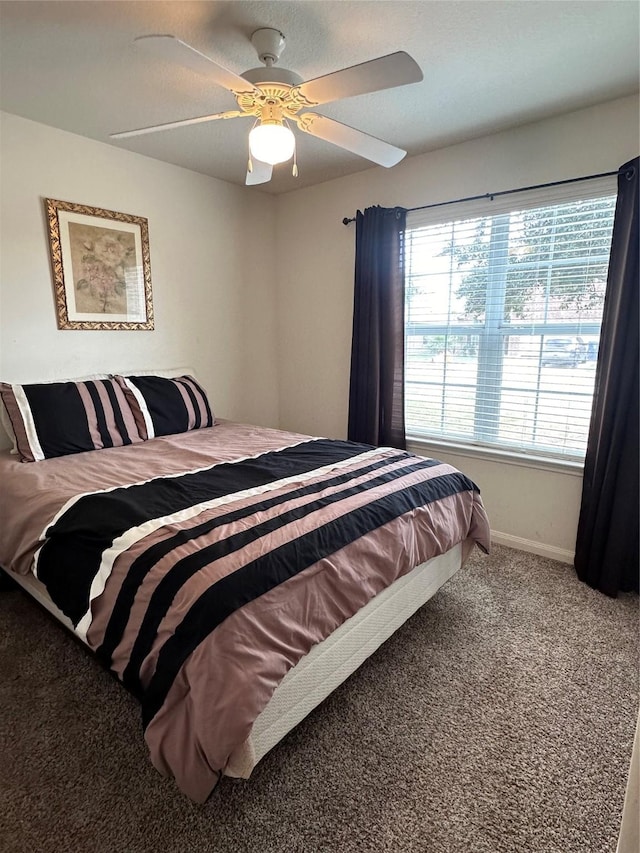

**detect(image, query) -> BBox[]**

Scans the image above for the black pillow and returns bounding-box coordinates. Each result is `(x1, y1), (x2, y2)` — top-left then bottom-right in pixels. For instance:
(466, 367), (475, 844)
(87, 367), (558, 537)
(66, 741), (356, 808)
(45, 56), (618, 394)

(0, 379), (143, 462)
(113, 374), (214, 438)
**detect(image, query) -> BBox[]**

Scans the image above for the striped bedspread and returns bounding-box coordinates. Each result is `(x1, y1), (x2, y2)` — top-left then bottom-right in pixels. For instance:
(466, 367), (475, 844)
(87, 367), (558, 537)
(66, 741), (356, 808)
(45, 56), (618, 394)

(0, 422), (490, 801)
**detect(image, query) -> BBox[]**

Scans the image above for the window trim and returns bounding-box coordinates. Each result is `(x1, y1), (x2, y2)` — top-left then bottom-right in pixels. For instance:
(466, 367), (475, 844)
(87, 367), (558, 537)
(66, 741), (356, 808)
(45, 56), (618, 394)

(407, 434), (585, 476)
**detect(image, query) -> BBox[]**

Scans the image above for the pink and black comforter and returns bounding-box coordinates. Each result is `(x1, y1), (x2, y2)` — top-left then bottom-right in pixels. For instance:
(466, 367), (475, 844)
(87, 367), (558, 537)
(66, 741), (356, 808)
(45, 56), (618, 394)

(0, 421), (490, 801)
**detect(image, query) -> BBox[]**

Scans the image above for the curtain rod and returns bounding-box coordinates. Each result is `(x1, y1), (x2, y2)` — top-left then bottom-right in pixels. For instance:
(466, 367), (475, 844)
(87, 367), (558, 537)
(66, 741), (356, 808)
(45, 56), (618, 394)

(341, 168), (620, 225)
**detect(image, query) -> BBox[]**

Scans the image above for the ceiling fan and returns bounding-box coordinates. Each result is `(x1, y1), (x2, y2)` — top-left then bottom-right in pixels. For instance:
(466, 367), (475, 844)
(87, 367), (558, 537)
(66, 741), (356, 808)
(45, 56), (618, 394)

(111, 28), (423, 186)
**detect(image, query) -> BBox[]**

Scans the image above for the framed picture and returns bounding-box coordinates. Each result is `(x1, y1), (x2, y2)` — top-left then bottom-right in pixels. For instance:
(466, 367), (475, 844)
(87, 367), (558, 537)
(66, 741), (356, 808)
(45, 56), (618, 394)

(44, 198), (154, 330)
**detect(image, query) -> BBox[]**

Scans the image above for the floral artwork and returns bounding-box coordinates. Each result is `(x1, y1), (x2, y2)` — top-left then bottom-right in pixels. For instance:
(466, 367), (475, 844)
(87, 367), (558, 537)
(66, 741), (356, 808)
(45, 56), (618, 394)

(45, 198), (154, 330)
(69, 224), (134, 315)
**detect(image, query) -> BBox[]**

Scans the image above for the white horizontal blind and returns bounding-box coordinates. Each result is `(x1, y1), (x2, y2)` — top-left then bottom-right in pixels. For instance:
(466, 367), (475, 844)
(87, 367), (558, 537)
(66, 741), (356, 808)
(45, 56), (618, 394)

(404, 178), (617, 460)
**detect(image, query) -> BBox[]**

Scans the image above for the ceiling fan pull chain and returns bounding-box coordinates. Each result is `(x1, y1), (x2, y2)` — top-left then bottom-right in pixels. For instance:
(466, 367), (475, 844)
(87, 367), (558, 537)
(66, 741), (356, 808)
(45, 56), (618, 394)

(281, 117), (299, 177)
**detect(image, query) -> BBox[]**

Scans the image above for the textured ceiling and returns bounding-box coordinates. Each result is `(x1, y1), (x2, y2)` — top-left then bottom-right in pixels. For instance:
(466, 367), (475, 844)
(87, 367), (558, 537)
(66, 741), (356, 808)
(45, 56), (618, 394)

(0, 0), (638, 194)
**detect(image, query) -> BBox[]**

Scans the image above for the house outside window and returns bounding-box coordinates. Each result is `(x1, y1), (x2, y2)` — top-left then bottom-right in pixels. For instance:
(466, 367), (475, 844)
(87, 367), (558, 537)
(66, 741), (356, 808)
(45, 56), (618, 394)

(404, 179), (617, 462)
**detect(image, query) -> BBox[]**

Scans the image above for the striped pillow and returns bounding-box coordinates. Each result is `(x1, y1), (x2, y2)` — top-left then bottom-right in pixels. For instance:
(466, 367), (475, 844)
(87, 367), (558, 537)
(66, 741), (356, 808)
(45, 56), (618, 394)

(0, 379), (143, 462)
(113, 374), (214, 439)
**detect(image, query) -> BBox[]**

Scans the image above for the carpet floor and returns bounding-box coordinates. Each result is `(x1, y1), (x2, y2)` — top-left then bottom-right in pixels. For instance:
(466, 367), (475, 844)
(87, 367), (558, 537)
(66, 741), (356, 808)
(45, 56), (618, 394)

(0, 545), (637, 853)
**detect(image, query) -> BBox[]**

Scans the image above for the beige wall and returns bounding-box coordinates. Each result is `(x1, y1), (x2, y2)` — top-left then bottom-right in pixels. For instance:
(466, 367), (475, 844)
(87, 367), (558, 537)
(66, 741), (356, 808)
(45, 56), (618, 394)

(274, 95), (640, 560)
(0, 111), (279, 442)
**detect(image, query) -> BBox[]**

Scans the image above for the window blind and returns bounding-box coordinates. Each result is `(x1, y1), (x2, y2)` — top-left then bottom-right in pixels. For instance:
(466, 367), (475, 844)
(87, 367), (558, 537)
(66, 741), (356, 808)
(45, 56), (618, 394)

(404, 178), (617, 460)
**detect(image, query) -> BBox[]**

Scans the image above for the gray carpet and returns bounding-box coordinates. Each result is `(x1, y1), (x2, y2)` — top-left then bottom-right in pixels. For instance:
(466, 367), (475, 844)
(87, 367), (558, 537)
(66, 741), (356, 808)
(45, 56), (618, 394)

(0, 545), (637, 853)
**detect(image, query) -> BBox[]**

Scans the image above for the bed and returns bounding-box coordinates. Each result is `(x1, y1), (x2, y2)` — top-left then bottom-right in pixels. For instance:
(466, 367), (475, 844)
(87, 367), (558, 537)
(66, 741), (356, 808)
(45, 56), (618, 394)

(0, 373), (490, 802)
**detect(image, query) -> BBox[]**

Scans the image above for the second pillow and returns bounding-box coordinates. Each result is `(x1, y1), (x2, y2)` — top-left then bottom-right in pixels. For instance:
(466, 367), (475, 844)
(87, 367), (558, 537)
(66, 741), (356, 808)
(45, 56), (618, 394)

(113, 374), (214, 439)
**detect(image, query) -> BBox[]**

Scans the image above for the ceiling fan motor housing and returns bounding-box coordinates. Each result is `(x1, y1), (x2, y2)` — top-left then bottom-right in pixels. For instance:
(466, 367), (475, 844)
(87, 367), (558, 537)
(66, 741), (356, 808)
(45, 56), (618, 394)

(241, 66), (303, 87)
(251, 28), (286, 65)
(242, 27), (303, 87)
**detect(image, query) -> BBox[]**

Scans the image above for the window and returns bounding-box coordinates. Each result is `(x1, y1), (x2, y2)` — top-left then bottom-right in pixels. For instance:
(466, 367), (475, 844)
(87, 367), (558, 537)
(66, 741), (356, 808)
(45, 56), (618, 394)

(404, 181), (617, 461)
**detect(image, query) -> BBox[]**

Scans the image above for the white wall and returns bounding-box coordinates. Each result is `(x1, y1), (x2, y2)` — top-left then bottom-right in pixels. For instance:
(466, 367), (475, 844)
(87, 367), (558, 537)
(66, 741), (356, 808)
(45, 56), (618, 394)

(0, 111), (280, 443)
(274, 95), (640, 560)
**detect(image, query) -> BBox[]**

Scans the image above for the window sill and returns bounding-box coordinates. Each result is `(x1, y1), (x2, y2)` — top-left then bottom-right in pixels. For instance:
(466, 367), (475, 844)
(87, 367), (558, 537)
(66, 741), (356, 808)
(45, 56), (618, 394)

(406, 435), (585, 477)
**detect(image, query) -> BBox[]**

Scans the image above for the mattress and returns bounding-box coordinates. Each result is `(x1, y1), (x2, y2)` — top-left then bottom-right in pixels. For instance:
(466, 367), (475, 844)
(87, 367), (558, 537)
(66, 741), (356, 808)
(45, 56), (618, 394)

(9, 542), (463, 780)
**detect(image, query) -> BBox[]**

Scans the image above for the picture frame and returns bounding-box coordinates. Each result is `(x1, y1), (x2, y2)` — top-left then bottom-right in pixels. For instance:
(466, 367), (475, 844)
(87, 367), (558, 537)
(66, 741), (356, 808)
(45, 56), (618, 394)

(44, 198), (154, 330)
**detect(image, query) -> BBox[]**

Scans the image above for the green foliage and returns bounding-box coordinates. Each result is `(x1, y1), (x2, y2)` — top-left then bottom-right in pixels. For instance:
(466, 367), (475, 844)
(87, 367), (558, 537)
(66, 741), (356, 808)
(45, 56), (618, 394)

(421, 335), (446, 356)
(442, 198), (614, 321)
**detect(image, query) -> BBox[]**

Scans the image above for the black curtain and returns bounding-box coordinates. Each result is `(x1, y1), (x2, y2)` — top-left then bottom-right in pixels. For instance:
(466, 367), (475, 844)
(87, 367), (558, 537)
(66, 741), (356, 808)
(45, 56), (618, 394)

(574, 157), (639, 596)
(348, 205), (407, 449)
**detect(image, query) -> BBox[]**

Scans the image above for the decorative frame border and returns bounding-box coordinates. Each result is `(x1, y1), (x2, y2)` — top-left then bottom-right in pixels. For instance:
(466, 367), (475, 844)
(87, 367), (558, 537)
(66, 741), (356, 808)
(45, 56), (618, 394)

(44, 197), (154, 330)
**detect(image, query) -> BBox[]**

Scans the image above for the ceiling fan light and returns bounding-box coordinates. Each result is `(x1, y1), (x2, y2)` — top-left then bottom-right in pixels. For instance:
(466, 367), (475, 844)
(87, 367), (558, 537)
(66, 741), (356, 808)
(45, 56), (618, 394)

(249, 122), (295, 166)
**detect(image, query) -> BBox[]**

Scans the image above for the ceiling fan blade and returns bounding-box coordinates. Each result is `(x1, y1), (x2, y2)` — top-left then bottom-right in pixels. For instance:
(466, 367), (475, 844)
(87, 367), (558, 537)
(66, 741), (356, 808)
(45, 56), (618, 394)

(110, 110), (245, 139)
(295, 113), (406, 167)
(246, 159), (273, 186)
(294, 52), (422, 107)
(134, 34), (259, 95)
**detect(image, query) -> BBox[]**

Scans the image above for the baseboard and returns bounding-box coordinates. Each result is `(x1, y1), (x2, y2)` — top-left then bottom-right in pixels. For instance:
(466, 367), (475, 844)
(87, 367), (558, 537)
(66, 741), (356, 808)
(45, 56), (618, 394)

(490, 530), (574, 564)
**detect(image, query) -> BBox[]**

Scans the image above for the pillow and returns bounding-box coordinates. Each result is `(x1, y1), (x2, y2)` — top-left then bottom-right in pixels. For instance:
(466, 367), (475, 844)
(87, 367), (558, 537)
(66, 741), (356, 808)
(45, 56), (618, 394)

(113, 374), (214, 439)
(0, 372), (111, 455)
(0, 378), (143, 462)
